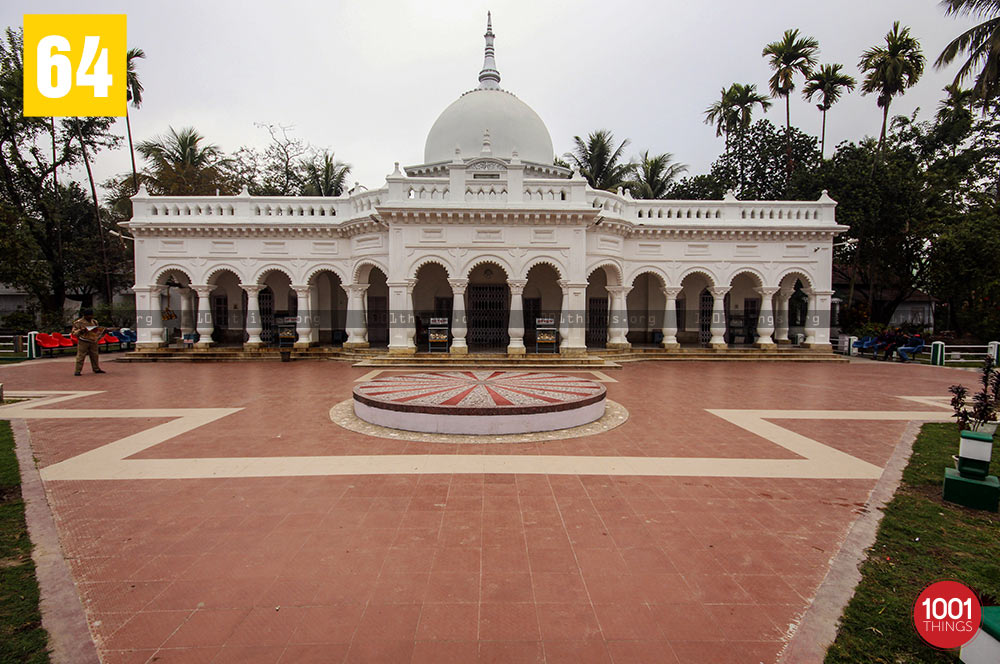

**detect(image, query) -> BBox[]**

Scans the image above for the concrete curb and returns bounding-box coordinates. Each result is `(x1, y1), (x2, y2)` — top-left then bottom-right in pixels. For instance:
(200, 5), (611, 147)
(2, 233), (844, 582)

(778, 419), (925, 663)
(11, 418), (100, 664)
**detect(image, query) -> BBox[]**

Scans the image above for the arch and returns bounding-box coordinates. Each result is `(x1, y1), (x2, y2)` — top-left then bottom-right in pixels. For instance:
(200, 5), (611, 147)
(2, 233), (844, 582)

(353, 259), (390, 285)
(586, 261), (623, 287)
(410, 257), (452, 280)
(462, 254), (514, 280)
(776, 268), (815, 290)
(152, 265), (195, 285)
(304, 264), (349, 285)
(625, 266), (668, 289)
(252, 264), (296, 285)
(204, 264), (246, 285)
(523, 257), (565, 280)
(726, 267), (765, 288)
(677, 267), (718, 287)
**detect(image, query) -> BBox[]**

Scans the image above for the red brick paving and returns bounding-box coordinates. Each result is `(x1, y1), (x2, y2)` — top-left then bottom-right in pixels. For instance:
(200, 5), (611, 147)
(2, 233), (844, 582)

(0, 357), (968, 662)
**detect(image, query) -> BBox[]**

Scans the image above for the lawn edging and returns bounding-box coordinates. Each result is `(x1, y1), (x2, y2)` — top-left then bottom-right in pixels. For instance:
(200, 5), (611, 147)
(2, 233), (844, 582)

(10, 419), (99, 664)
(779, 420), (925, 662)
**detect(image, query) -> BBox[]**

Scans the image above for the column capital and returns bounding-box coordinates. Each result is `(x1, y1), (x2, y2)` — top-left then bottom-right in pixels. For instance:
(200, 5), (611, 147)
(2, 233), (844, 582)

(558, 280), (588, 290)
(132, 285), (156, 295)
(291, 284), (311, 295)
(508, 279), (528, 295)
(191, 284), (214, 296)
(755, 286), (780, 297)
(406, 278), (417, 294)
(345, 283), (369, 296)
(606, 285), (632, 296)
(661, 287), (683, 298)
(239, 283), (263, 295)
(708, 286), (730, 298)
(778, 286), (795, 298)
(448, 278), (469, 294)
(811, 289), (835, 297)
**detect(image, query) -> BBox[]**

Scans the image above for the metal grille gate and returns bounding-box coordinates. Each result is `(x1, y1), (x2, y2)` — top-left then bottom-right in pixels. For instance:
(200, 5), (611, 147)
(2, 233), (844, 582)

(468, 284), (509, 350)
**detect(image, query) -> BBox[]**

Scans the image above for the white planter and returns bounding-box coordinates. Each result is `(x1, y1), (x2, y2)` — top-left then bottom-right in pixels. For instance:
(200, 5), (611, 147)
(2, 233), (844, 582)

(974, 422), (998, 436)
(959, 437), (994, 463)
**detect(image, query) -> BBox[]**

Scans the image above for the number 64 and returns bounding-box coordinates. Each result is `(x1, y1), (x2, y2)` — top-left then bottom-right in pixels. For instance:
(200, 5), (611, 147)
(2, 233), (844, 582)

(37, 35), (112, 99)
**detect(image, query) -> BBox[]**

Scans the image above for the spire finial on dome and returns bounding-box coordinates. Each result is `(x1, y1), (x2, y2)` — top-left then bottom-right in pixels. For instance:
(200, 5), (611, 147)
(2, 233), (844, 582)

(478, 12), (500, 90)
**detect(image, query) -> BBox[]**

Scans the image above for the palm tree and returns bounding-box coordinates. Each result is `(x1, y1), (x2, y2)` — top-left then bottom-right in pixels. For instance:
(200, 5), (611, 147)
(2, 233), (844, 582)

(124, 47), (145, 194)
(728, 83), (772, 190)
(936, 0), (1000, 107)
(137, 127), (229, 195)
(803, 64), (857, 158)
(763, 29), (820, 174)
(859, 22), (925, 149)
(564, 130), (635, 191)
(704, 86), (738, 155)
(300, 151), (351, 196)
(628, 151), (687, 199)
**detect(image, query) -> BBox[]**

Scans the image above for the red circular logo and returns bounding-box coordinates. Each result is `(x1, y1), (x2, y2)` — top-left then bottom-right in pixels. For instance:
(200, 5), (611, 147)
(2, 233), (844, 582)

(913, 581), (982, 649)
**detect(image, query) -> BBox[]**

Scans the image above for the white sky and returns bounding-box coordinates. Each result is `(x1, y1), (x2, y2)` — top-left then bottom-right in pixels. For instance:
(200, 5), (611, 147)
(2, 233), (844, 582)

(4, 0), (981, 193)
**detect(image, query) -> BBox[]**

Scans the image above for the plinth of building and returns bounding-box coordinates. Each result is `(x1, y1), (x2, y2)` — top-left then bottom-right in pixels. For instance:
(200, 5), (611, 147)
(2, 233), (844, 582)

(352, 370), (606, 435)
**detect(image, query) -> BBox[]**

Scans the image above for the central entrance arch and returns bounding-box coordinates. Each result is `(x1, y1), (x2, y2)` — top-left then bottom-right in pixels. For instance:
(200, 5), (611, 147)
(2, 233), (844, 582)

(467, 261), (509, 351)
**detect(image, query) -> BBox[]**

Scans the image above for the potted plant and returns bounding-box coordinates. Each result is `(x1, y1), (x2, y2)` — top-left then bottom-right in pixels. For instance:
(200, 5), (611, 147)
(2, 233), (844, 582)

(949, 357), (999, 479)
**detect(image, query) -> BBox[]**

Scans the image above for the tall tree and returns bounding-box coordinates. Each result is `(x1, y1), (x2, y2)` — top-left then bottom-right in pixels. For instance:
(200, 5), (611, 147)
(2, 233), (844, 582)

(627, 151), (686, 199)
(762, 29), (820, 176)
(299, 150), (351, 196)
(0, 28), (123, 320)
(564, 130), (635, 191)
(803, 64), (857, 158)
(936, 0), (1000, 107)
(137, 127), (230, 195)
(124, 47), (145, 194)
(859, 22), (925, 149)
(70, 118), (113, 303)
(704, 86), (738, 155)
(729, 83), (773, 188)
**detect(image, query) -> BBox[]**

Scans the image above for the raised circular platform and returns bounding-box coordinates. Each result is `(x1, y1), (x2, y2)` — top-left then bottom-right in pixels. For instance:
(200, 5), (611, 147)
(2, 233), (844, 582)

(352, 371), (607, 435)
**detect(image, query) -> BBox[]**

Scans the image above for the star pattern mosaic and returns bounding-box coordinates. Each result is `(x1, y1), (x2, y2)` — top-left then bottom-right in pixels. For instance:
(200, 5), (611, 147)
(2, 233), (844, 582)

(352, 371), (606, 409)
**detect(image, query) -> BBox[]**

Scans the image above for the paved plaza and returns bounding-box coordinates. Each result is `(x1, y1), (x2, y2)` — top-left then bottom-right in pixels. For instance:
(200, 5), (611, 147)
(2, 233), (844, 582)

(0, 357), (965, 663)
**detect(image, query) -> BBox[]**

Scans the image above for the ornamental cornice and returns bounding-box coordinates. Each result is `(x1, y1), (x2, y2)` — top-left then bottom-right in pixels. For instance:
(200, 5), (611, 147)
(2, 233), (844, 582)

(377, 207), (595, 226)
(124, 220), (386, 239)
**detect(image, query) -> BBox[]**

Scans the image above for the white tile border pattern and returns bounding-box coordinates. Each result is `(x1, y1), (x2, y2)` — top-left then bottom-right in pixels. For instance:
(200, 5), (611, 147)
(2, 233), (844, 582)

(0, 391), (954, 482)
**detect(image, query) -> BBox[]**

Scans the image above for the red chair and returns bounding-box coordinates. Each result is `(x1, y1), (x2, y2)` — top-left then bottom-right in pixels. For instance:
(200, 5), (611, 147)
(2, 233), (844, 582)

(34, 333), (63, 356)
(51, 332), (75, 347)
(100, 333), (121, 351)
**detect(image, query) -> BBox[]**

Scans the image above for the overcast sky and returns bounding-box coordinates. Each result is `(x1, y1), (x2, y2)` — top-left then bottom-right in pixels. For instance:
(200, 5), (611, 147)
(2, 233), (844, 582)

(4, 0), (982, 193)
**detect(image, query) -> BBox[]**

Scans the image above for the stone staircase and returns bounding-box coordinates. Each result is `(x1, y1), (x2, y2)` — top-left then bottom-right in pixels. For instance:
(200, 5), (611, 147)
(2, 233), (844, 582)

(118, 344), (843, 366)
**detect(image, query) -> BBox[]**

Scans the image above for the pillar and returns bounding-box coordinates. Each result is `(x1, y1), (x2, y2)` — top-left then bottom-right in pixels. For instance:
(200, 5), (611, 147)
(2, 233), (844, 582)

(661, 287), (682, 349)
(292, 284), (313, 348)
(558, 280), (570, 352)
(606, 285), (631, 349)
(387, 281), (416, 355)
(507, 279), (527, 355)
(178, 287), (194, 337)
(708, 286), (730, 349)
(344, 284), (369, 348)
(241, 284), (263, 348)
(804, 289), (834, 348)
(405, 279), (417, 350)
(774, 287), (793, 344)
(449, 279), (468, 354)
(191, 284), (215, 348)
(754, 287), (779, 349)
(133, 285), (166, 349)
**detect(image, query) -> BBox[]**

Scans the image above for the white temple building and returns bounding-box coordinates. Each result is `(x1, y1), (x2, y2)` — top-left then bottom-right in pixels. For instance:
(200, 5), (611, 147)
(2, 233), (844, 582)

(125, 15), (843, 356)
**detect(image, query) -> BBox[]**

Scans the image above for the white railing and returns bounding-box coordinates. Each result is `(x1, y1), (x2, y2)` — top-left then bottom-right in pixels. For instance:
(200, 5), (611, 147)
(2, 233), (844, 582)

(465, 184), (507, 202)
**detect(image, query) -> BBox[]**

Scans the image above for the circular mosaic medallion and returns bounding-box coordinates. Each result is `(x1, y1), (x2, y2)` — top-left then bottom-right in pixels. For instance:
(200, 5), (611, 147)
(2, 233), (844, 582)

(352, 371), (607, 434)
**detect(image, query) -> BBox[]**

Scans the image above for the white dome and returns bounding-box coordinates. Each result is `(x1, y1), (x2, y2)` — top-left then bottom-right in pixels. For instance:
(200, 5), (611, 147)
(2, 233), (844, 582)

(424, 88), (555, 165)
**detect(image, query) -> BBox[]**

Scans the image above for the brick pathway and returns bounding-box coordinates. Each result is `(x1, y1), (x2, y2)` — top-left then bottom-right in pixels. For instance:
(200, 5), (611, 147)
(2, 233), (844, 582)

(0, 357), (965, 663)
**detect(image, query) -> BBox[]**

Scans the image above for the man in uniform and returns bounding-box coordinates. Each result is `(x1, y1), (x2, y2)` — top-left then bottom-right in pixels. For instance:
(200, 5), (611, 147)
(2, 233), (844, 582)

(71, 308), (106, 376)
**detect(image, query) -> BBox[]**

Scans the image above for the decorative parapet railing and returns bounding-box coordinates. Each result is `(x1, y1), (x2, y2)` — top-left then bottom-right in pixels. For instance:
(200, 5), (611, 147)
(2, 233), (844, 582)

(128, 176), (838, 229)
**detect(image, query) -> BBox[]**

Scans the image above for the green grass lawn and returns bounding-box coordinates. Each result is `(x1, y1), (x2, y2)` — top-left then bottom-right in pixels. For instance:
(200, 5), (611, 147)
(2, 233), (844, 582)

(0, 420), (50, 664)
(825, 423), (1000, 663)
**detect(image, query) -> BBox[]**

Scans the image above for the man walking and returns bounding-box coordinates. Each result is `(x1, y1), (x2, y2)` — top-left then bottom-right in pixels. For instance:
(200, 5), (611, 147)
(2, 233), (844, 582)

(71, 308), (106, 376)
